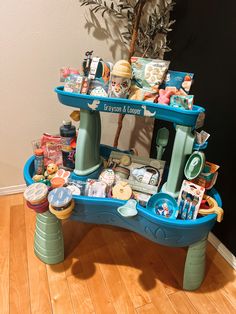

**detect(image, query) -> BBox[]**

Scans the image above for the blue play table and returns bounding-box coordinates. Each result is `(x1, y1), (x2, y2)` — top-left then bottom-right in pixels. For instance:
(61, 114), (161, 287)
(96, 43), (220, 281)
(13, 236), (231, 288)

(23, 87), (222, 291)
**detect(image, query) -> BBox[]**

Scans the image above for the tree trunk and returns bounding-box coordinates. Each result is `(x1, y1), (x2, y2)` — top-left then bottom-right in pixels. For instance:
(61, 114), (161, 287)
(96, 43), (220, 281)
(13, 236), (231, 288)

(113, 0), (147, 148)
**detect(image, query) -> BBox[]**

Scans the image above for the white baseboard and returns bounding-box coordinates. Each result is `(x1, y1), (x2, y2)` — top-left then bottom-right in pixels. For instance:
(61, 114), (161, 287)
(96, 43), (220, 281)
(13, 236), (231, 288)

(208, 232), (236, 270)
(0, 184), (235, 270)
(0, 184), (26, 196)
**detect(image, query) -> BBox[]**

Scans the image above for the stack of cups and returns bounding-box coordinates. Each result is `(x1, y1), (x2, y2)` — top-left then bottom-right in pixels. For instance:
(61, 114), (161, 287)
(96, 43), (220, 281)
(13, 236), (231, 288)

(24, 183), (49, 213)
(48, 187), (74, 220)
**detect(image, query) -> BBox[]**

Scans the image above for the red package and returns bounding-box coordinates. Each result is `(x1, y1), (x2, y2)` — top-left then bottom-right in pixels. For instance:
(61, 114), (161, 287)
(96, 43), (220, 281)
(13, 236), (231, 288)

(40, 133), (62, 166)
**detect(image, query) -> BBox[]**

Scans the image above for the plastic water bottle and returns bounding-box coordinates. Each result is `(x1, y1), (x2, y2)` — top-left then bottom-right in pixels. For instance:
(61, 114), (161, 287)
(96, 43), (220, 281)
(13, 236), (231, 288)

(60, 120), (76, 169)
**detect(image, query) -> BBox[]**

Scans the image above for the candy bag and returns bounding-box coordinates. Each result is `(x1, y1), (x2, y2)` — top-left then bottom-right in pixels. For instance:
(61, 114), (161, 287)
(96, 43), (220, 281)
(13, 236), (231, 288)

(40, 133), (62, 166)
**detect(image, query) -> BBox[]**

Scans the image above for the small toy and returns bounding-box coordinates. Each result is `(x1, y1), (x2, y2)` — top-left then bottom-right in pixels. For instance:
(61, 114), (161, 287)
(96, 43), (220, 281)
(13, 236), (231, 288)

(85, 179), (107, 198)
(88, 79), (108, 97)
(108, 60), (132, 98)
(170, 95), (194, 110)
(24, 181), (49, 213)
(54, 168), (71, 183)
(184, 151), (206, 180)
(192, 161), (219, 190)
(48, 187), (72, 209)
(131, 166), (160, 186)
(44, 163), (58, 180)
(32, 174), (45, 182)
(155, 127), (169, 160)
(80, 77), (90, 94)
(156, 89), (174, 105)
(133, 191), (151, 207)
(82, 50), (93, 77)
(67, 179), (87, 196)
(120, 155), (132, 166)
(87, 57), (112, 85)
(147, 192), (179, 219)
(70, 110), (80, 122)
(99, 169), (115, 187)
(114, 166), (130, 180)
(60, 67), (80, 82)
(50, 177), (65, 189)
(48, 187), (74, 219)
(108, 151), (165, 191)
(117, 199), (138, 217)
(112, 181), (133, 200)
(195, 130), (210, 145)
(199, 195), (224, 222)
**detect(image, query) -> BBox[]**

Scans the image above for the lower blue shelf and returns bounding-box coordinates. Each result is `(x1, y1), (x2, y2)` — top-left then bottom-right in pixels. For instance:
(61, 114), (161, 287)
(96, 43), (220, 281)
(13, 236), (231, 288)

(23, 145), (218, 247)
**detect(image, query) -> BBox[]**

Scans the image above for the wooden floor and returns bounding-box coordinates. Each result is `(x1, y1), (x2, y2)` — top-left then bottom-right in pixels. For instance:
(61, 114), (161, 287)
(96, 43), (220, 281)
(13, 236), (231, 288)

(0, 193), (236, 314)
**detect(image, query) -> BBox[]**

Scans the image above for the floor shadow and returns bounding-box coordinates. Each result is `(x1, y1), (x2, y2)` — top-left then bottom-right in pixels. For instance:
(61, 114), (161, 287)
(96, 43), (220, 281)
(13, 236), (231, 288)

(60, 221), (234, 293)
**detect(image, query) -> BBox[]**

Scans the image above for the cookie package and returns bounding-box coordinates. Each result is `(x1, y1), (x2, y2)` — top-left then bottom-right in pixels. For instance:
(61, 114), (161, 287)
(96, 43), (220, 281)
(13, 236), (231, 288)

(129, 57), (170, 101)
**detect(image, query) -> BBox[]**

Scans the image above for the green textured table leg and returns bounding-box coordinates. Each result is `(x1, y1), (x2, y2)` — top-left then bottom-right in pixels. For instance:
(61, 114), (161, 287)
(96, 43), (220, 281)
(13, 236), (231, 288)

(162, 125), (195, 198)
(183, 237), (207, 291)
(34, 211), (64, 265)
(74, 109), (102, 175)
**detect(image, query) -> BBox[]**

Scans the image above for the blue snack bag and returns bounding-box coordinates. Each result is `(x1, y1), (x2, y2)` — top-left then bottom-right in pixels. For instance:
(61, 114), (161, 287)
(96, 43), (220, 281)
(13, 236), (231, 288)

(161, 70), (194, 94)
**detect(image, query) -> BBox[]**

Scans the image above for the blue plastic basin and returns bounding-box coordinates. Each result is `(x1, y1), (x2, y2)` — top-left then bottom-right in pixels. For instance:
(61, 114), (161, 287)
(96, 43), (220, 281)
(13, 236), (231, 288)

(24, 145), (219, 247)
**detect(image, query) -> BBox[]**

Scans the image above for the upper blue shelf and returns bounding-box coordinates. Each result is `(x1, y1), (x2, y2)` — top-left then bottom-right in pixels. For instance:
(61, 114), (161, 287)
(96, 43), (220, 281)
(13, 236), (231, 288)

(55, 86), (205, 128)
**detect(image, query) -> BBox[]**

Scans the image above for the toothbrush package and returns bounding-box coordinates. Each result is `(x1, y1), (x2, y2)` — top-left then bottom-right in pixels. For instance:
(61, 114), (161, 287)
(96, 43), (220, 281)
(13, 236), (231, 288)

(177, 180), (205, 220)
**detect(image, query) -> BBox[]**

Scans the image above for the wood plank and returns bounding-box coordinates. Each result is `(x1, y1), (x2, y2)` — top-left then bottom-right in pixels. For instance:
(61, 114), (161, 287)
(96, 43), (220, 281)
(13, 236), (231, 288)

(131, 233), (180, 294)
(134, 233), (222, 313)
(136, 303), (160, 314)
(100, 226), (152, 309)
(62, 220), (92, 277)
(75, 226), (117, 314)
(66, 275), (95, 314)
(199, 248), (236, 311)
(9, 204), (31, 314)
(0, 196), (10, 314)
(133, 233), (186, 288)
(168, 291), (198, 313)
(205, 243), (236, 308)
(200, 274), (236, 313)
(114, 228), (177, 313)
(46, 262), (75, 314)
(24, 201), (52, 314)
(9, 193), (24, 206)
(88, 226), (136, 314)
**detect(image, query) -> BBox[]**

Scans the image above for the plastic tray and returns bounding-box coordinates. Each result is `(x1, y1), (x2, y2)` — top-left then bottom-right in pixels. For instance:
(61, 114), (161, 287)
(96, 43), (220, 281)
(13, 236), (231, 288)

(24, 145), (219, 248)
(55, 86), (205, 128)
